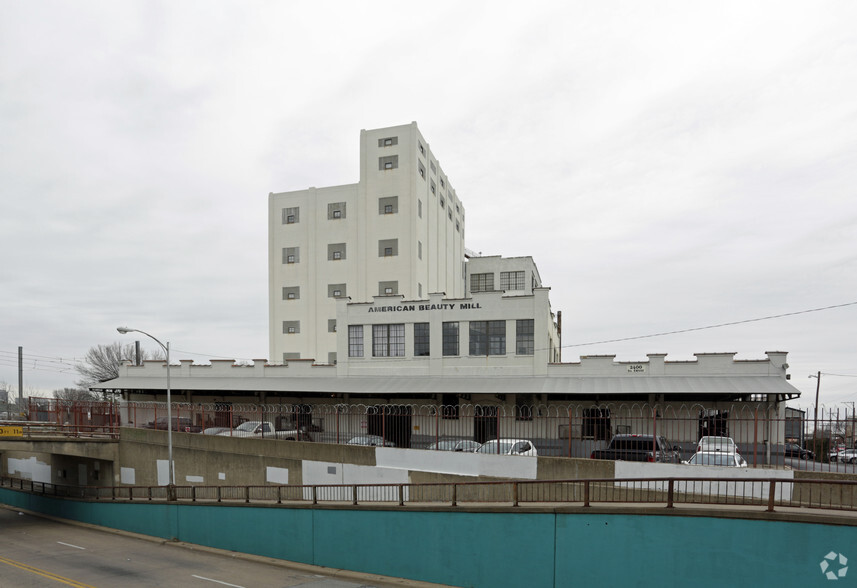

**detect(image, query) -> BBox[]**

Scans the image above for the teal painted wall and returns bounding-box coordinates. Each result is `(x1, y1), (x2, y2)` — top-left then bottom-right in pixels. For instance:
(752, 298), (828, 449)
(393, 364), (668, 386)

(2, 488), (855, 587)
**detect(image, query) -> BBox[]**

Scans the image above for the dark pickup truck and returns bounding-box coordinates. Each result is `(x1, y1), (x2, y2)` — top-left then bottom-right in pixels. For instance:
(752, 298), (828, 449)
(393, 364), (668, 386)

(590, 434), (682, 463)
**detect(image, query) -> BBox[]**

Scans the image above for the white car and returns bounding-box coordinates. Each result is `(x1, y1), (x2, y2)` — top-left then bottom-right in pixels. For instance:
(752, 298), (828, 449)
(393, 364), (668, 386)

(831, 448), (857, 463)
(696, 436), (738, 454)
(684, 451), (747, 468)
(476, 439), (537, 456)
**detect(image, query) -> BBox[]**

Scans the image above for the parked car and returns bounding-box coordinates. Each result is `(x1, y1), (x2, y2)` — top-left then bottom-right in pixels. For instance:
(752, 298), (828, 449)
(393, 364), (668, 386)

(696, 436), (738, 454)
(142, 417), (202, 433)
(590, 434), (681, 463)
(783, 443), (814, 460)
(427, 439), (482, 452)
(346, 435), (396, 447)
(684, 451), (748, 468)
(476, 439), (537, 456)
(830, 448), (857, 463)
(216, 421), (313, 441)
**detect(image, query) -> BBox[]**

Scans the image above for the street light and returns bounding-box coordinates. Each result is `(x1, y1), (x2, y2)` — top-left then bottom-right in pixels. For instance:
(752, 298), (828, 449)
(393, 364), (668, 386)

(809, 372), (822, 441)
(118, 326), (174, 487)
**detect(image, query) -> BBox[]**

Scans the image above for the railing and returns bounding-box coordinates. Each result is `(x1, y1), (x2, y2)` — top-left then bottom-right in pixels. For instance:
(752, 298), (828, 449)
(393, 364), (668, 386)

(2, 475), (856, 515)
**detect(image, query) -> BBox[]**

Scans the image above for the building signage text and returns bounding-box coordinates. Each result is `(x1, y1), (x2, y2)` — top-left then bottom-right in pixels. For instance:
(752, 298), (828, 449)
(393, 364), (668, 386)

(368, 302), (482, 313)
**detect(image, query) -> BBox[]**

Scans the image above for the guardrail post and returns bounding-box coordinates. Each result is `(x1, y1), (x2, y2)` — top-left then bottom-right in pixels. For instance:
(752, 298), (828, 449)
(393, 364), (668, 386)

(513, 482), (519, 507)
(312, 486), (317, 505)
(129, 487), (133, 501)
(111, 485), (116, 501)
(352, 485), (358, 505)
(192, 486), (196, 503)
(398, 484), (404, 506)
(217, 486), (222, 503)
(167, 484), (177, 502)
(667, 479), (674, 508)
(767, 480), (777, 512)
(245, 486), (250, 504)
(583, 480), (590, 507)
(451, 483), (457, 507)
(148, 486), (152, 501)
(277, 485), (282, 505)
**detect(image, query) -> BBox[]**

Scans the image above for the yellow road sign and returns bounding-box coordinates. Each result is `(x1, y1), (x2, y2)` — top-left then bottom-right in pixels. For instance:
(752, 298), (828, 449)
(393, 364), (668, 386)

(0, 426), (23, 437)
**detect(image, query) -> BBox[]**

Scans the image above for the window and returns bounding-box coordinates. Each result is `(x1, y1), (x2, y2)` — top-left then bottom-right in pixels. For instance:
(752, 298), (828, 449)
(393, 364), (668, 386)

(440, 197), (444, 208)
(283, 321), (300, 334)
(283, 247), (299, 264)
(442, 322), (459, 356)
(328, 243), (346, 261)
(456, 221), (460, 232)
(348, 325), (364, 357)
(430, 180), (436, 194)
(418, 200), (422, 218)
(328, 202), (346, 219)
(418, 161), (426, 179)
(328, 283), (346, 298)
(440, 178), (445, 189)
(328, 352), (337, 365)
(379, 155), (398, 170)
(516, 319), (534, 355)
(379, 196), (398, 214)
(470, 272), (494, 292)
(414, 323), (430, 356)
(469, 320), (506, 356)
(418, 141), (425, 155)
(282, 286), (300, 300)
(378, 239), (398, 257)
(501, 271), (526, 291)
(430, 160), (436, 174)
(282, 207), (299, 224)
(418, 241), (422, 260)
(448, 209), (452, 220)
(418, 283), (422, 297)
(333, 251), (341, 260)
(328, 319), (337, 333)
(378, 136), (398, 147)
(379, 281), (398, 296)
(373, 324), (405, 357)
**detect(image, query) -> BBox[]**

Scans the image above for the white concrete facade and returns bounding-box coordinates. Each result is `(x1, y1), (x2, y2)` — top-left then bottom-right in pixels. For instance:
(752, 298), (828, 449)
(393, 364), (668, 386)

(268, 123), (466, 365)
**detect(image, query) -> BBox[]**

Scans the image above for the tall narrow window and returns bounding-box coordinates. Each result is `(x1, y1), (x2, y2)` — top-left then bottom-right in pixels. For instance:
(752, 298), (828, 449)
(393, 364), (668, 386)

(516, 319), (534, 355)
(373, 324), (405, 357)
(442, 322), (459, 356)
(348, 325), (364, 358)
(414, 323), (430, 357)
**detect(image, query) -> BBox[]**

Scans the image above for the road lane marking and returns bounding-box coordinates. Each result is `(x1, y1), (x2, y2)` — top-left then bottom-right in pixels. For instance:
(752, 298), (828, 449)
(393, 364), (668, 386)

(57, 542), (86, 550)
(0, 555), (97, 588)
(192, 574), (246, 587)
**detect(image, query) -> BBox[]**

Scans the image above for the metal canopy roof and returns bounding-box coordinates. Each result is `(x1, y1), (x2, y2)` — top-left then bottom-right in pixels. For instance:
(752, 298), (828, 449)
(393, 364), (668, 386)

(92, 374), (801, 399)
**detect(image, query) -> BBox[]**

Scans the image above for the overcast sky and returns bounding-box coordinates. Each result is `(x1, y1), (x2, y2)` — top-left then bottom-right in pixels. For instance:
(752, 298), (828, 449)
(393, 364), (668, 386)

(1, 2), (855, 409)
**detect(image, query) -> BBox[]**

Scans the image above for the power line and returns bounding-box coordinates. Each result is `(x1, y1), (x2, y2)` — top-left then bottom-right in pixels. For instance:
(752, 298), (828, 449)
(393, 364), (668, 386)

(561, 301), (857, 349)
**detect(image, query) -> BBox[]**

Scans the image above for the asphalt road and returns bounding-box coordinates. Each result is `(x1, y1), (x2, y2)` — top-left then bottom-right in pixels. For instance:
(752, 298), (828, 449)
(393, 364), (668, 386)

(0, 506), (424, 588)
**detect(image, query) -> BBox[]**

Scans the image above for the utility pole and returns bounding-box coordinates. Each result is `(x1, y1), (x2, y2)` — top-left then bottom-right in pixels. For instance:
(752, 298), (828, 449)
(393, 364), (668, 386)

(810, 371), (821, 443)
(18, 346), (23, 412)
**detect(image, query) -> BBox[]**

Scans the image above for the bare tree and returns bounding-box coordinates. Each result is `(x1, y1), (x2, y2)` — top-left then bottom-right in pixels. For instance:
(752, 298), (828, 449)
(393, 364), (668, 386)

(74, 342), (163, 388)
(53, 387), (100, 401)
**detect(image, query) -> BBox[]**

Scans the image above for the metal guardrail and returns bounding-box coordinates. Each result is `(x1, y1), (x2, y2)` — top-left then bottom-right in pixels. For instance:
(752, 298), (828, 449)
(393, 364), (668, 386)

(3, 475), (855, 514)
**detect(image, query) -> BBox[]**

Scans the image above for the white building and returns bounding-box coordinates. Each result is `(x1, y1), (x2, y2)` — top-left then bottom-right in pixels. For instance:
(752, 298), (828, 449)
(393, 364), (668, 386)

(95, 123), (803, 454)
(268, 122), (466, 365)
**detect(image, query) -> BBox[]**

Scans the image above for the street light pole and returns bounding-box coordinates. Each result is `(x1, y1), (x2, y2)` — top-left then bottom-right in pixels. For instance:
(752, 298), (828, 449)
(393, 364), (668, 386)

(809, 372), (821, 441)
(118, 327), (173, 487)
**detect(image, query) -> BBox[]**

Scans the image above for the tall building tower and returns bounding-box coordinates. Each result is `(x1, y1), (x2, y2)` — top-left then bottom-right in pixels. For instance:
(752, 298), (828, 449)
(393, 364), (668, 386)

(268, 123), (467, 364)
